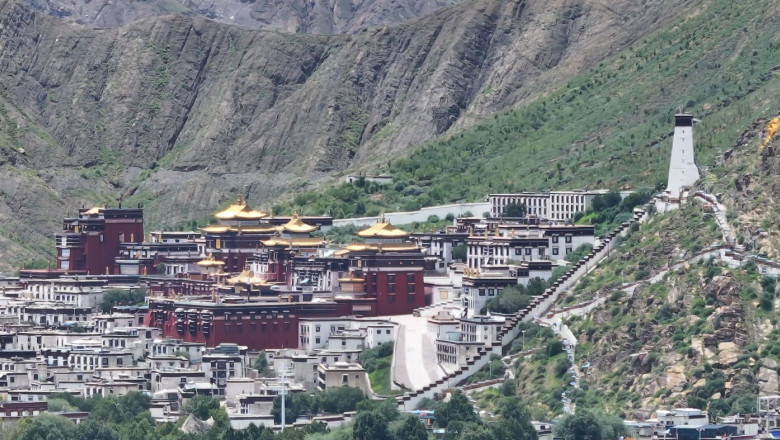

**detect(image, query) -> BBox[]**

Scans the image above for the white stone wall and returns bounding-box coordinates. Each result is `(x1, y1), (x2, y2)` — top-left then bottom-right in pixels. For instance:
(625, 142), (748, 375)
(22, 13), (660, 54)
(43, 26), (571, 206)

(332, 202), (491, 228)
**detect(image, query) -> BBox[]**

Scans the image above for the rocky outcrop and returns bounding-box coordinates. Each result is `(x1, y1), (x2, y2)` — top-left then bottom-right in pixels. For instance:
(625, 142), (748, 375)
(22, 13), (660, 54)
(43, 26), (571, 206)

(18, 0), (465, 33)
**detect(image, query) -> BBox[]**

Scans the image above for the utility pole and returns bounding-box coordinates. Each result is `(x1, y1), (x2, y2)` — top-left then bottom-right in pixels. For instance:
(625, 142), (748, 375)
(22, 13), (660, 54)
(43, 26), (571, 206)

(280, 368), (287, 431)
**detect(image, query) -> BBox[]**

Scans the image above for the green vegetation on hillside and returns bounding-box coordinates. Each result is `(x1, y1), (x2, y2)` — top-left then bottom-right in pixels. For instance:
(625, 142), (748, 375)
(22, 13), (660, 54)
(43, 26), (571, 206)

(359, 342), (400, 395)
(285, 0), (780, 218)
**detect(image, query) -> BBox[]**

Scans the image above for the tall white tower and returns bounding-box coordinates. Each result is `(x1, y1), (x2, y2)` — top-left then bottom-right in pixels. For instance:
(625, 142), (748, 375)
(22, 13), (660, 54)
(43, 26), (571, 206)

(665, 113), (700, 200)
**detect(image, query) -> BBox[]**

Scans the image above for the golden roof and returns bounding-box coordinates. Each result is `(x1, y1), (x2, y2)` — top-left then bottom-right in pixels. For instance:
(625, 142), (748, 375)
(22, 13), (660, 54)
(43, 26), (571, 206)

(261, 237), (325, 247)
(201, 225), (231, 233)
(200, 225), (278, 234)
(239, 226), (280, 234)
(339, 242), (419, 254)
(280, 214), (318, 233)
(85, 207), (103, 215)
(226, 270), (272, 286)
(214, 195), (268, 220)
(196, 254), (225, 267)
(357, 221), (410, 238)
(338, 277), (365, 283)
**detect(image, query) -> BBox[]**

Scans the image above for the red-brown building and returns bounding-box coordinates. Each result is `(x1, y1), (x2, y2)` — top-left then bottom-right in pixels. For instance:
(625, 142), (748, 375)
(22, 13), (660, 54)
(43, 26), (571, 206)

(145, 298), (351, 350)
(56, 207), (144, 274)
(144, 220), (427, 350)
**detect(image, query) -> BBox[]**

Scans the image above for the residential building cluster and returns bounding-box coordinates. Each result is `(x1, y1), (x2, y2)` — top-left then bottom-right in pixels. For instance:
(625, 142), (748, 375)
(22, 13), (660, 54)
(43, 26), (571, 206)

(0, 188), (605, 428)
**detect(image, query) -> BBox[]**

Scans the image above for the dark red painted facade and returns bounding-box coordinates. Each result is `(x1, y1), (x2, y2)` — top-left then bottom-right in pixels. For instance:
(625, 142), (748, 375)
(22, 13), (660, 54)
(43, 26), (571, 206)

(56, 208), (144, 275)
(145, 300), (351, 350)
(144, 244), (427, 349)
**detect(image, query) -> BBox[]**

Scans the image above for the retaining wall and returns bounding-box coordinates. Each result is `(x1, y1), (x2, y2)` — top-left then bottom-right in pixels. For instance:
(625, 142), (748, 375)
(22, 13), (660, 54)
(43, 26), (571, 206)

(332, 202), (491, 228)
(393, 209), (648, 410)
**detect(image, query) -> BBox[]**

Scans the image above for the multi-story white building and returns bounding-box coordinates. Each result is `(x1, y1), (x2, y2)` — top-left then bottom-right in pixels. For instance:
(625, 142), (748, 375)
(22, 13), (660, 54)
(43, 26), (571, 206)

(297, 317), (397, 352)
(466, 224), (595, 268)
(149, 338), (205, 363)
(461, 262), (553, 317)
(17, 277), (107, 308)
(489, 190), (610, 221)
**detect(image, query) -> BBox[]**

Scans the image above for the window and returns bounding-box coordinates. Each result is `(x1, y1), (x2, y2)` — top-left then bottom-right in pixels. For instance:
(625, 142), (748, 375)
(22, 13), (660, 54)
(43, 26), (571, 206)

(386, 330), (391, 334)
(387, 274), (396, 294)
(478, 288), (485, 297)
(565, 235), (572, 243)
(515, 248), (521, 255)
(117, 358), (123, 366)
(552, 235), (559, 244)
(315, 325), (320, 333)
(376, 330), (381, 334)
(315, 337), (320, 344)
(565, 247), (572, 255)
(406, 273), (416, 293)
(552, 248), (559, 256)
(342, 374), (349, 385)
(525, 248), (532, 255)
(99, 233), (104, 243)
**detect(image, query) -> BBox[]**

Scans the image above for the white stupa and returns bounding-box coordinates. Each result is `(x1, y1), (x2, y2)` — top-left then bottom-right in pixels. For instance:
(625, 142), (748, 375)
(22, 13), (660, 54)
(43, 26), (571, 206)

(664, 112), (700, 201)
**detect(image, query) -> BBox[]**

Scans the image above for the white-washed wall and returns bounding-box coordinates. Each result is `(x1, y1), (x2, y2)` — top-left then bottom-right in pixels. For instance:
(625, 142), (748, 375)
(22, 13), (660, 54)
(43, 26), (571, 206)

(332, 203), (491, 228)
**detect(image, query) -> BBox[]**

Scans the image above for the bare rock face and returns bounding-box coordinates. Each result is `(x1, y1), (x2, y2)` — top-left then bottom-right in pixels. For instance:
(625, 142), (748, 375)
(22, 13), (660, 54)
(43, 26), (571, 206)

(17, 0), (465, 33)
(758, 365), (779, 395)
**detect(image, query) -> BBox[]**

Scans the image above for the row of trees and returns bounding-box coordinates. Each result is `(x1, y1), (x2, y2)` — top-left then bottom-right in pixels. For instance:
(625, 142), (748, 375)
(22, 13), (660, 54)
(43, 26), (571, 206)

(271, 386), (367, 424)
(482, 277), (549, 314)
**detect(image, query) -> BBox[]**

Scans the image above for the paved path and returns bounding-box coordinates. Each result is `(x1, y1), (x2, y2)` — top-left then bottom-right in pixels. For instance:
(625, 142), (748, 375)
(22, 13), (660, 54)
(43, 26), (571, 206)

(386, 307), (455, 391)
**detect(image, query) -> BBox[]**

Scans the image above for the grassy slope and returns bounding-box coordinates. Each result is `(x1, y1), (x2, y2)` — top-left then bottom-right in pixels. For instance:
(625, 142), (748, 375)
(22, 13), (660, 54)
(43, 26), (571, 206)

(368, 354), (397, 396)
(285, 0), (780, 217)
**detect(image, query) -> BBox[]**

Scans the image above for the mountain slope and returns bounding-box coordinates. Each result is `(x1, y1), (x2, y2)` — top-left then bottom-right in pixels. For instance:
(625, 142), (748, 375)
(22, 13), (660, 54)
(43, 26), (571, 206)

(19, 0), (464, 33)
(0, 0), (697, 271)
(285, 0), (780, 217)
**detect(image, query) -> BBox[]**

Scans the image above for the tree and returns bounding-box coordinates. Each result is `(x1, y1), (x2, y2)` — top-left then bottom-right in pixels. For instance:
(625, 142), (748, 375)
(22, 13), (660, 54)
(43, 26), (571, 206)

(352, 411), (391, 440)
(484, 285), (532, 314)
(452, 244), (467, 261)
(526, 277), (548, 296)
(393, 415), (428, 440)
(318, 386), (366, 413)
(184, 395), (221, 420)
(555, 411), (603, 440)
(13, 413), (77, 440)
(253, 351), (268, 371)
(435, 391), (480, 428)
(356, 399), (399, 422)
(502, 202), (527, 217)
(596, 413), (627, 440)
(100, 288), (147, 313)
(491, 398), (536, 440)
(118, 391), (151, 416)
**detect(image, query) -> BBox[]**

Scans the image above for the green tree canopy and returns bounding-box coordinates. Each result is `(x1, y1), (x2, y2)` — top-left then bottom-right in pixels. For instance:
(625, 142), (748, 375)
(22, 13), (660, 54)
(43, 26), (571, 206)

(491, 398), (536, 440)
(555, 411), (604, 440)
(13, 413), (77, 440)
(253, 351), (269, 371)
(100, 288), (147, 313)
(352, 411), (391, 440)
(502, 202), (527, 217)
(435, 391), (480, 429)
(184, 395), (221, 420)
(393, 415), (428, 440)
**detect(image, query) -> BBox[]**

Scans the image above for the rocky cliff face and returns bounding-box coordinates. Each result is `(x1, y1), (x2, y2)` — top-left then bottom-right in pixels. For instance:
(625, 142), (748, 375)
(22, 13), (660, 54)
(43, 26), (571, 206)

(718, 113), (780, 258)
(0, 0), (697, 271)
(18, 0), (464, 33)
